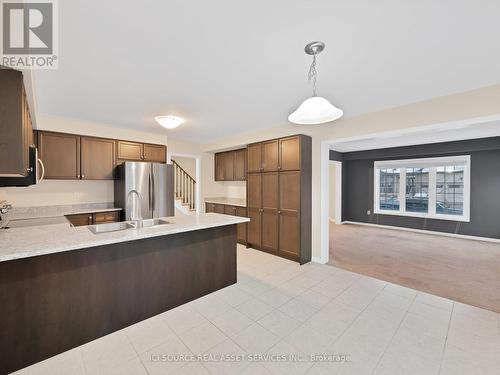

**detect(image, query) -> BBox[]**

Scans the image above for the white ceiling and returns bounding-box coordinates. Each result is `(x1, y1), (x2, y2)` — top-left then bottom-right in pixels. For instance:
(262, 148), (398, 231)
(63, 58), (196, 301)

(329, 117), (500, 152)
(34, 1), (500, 143)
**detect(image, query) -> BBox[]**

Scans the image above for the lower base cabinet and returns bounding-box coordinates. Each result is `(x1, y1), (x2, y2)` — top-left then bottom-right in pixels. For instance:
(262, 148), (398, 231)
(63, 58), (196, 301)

(66, 210), (121, 227)
(206, 203), (248, 244)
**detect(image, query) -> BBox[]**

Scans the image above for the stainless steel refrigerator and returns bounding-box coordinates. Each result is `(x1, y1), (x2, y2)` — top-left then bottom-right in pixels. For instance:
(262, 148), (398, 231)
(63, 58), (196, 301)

(114, 162), (174, 220)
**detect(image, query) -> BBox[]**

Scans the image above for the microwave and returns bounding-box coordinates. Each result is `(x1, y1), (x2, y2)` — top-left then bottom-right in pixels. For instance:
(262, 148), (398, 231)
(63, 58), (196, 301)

(0, 146), (44, 187)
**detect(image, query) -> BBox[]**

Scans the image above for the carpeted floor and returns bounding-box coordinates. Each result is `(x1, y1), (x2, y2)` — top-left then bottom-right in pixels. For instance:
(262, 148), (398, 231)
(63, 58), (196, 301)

(329, 222), (500, 312)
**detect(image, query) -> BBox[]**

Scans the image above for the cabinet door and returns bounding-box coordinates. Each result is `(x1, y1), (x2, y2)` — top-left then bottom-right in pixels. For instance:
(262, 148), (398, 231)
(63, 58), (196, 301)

(234, 149), (246, 181)
(213, 204), (225, 214)
(81, 137), (115, 180)
(247, 143), (262, 172)
(0, 69), (28, 177)
(117, 141), (143, 161)
(66, 213), (92, 227)
(223, 152), (234, 180)
(143, 144), (166, 163)
(224, 205), (237, 215)
(93, 211), (120, 224)
(235, 207), (247, 243)
(262, 172), (278, 210)
(279, 136), (301, 171)
(262, 140), (279, 172)
(39, 132), (81, 179)
(278, 171), (301, 259)
(262, 211), (278, 253)
(247, 207), (262, 247)
(205, 203), (215, 213)
(279, 211), (300, 258)
(247, 173), (262, 209)
(279, 171), (301, 213)
(214, 153), (225, 181)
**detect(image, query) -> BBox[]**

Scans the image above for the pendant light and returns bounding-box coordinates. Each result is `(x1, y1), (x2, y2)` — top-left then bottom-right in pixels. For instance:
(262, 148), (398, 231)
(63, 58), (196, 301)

(288, 41), (343, 125)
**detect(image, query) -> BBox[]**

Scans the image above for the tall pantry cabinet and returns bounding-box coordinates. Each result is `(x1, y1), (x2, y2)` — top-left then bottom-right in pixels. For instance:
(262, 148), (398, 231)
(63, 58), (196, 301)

(246, 135), (312, 264)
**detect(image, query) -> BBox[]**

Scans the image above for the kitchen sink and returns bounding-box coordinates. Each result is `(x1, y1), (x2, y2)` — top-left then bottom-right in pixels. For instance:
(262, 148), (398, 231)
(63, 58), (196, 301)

(88, 221), (136, 234)
(142, 218), (171, 227)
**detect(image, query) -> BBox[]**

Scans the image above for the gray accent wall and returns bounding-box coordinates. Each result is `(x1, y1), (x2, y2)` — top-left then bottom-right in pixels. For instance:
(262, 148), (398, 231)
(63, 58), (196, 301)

(336, 137), (500, 239)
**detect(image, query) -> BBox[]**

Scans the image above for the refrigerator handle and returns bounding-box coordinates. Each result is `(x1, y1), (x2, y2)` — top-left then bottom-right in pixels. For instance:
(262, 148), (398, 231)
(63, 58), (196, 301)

(151, 167), (156, 211)
(148, 170), (152, 213)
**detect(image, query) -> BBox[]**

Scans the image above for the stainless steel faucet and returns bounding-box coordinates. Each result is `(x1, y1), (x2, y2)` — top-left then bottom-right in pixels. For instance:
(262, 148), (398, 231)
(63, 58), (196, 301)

(126, 190), (143, 228)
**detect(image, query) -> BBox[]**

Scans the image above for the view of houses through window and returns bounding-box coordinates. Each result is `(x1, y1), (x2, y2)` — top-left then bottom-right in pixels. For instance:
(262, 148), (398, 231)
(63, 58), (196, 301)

(375, 156), (470, 221)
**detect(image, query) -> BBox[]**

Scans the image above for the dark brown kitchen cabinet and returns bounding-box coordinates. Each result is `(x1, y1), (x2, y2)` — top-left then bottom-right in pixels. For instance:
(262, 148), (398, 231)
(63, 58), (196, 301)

(247, 207), (262, 246)
(66, 213), (92, 227)
(38, 132), (81, 179)
(215, 153), (225, 181)
(247, 143), (262, 173)
(205, 202), (248, 244)
(213, 203), (225, 214)
(93, 211), (120, 224)
(66, 210), (121, 227)
(81, 137), (115, 180)
(117, 141), (143, 161)
(279, 136), (301, 171)
(223, 152), (234, 180)
(143, 144), (166, 162)
(234, 149), (247, 180)
(247, 173), (262, 209)
(214, 148), (246, 181)
(262, 140), (279, 171)
(246, 134), (311, 264)
(0, 68), (34, 177)
(235, 206), (248, 244)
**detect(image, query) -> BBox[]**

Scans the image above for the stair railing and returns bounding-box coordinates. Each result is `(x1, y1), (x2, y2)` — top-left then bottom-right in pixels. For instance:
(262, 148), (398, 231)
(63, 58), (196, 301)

(172, 160), (196, 211)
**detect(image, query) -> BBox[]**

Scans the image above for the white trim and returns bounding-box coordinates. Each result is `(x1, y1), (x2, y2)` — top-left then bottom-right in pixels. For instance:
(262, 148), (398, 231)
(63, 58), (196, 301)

(319, 141), (330, 264)
(343, 221), (500, 244)
(312, 256), (328, 264)
(374, 155), (471, 222)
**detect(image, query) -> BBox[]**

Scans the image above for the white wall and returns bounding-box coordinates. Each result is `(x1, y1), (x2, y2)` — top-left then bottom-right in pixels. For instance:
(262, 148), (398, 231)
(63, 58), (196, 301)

(171, 156), (196, 179)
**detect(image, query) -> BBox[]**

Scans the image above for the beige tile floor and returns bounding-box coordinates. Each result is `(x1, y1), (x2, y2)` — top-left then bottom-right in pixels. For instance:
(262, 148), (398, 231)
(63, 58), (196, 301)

(12, 245), (500, 375)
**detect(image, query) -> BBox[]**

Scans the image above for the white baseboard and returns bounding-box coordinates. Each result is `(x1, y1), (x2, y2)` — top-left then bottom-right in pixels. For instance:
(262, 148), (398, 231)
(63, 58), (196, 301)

(343, 221), (500, 244)
(311, 256), (328, 264)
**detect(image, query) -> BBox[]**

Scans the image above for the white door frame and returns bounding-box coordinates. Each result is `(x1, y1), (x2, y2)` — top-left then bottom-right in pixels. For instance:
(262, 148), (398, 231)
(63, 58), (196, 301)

(329, 160), (342, 224)
(167, 152), (202, 213)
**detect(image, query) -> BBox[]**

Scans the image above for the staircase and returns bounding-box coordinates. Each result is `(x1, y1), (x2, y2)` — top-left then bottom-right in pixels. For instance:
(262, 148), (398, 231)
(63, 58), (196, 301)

(172, 160), (196, 213)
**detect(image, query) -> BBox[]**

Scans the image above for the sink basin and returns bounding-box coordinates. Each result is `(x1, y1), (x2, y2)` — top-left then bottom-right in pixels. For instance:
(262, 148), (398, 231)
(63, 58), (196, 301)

(142, 218), (171, 228)
(88, 221), (136, 234)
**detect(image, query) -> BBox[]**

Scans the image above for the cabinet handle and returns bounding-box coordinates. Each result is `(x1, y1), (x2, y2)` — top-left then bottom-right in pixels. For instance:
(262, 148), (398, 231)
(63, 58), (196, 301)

(278, 211), (281, 214)
(81, 174), (85, 179)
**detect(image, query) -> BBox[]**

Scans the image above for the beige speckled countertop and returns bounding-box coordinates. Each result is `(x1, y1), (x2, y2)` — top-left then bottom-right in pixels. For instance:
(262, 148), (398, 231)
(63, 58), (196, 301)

(204, 197), (246, 207)
(0, 213), (249, 262)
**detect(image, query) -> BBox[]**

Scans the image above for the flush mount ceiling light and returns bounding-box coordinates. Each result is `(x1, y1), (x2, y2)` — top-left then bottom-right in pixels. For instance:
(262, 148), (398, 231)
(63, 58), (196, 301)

(155, 115), (185, 129)
(288, 41), (343, 125)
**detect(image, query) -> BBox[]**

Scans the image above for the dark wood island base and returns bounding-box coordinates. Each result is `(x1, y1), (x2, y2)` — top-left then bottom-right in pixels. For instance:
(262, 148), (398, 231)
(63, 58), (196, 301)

(0, 225), (237, 374)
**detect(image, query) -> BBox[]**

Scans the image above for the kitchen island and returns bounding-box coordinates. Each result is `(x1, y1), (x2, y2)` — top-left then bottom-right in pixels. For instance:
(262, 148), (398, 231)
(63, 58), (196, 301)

(0, 213), (248, 374)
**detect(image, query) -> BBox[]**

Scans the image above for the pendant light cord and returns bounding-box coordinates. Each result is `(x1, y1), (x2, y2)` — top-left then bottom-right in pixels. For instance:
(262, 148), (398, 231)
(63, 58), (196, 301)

(308, 54), (317, 97)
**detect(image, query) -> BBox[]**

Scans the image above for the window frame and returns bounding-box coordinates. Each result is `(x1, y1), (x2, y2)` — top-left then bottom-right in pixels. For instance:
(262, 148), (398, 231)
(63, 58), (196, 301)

(374, 155), (471, 222)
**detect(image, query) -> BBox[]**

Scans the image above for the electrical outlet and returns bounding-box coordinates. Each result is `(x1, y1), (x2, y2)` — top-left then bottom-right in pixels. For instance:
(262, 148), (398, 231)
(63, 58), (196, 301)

(367, 210), (371, 215)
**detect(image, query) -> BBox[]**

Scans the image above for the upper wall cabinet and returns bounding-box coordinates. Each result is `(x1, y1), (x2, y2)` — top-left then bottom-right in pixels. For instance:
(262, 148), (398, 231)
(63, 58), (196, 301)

(247, 135), (301, 173)
(214, 148), (246, 181)
(0, 68), (34, 177)
(117, 141), (143, 161)
(143, 143), (166, 162)
(116, 141), (167, 164)
(38, 132), (81, 179)
(81, 137), (115, 180)
(38, 131), (166, 180)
